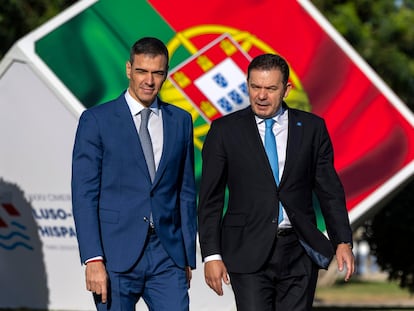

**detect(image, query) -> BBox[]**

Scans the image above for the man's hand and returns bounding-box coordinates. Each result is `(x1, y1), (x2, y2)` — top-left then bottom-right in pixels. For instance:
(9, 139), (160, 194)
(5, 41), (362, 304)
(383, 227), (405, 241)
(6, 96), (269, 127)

(85, 261), (108, 303)
(185, 266), (192, 288)
(336, 243), (355, 282)
(204, 260), (230, 296)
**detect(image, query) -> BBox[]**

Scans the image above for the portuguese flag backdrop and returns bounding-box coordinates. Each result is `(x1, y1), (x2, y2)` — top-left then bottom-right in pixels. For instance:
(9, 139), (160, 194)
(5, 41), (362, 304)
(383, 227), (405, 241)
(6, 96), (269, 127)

(36, 0), (414, 230)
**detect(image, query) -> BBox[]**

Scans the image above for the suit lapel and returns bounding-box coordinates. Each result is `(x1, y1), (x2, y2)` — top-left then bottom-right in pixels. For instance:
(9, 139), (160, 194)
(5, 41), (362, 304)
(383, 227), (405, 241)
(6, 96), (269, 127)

(152, 102), (176, 187)
(280, 108), (303, 186)
(239, 108), (276, 185)
(114, 93), (152, 181)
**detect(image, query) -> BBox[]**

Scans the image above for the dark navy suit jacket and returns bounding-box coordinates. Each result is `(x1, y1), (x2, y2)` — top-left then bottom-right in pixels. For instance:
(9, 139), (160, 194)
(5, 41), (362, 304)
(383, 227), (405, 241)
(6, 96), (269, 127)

(198, 104), (352, 272)
(72, 92), (197, 272)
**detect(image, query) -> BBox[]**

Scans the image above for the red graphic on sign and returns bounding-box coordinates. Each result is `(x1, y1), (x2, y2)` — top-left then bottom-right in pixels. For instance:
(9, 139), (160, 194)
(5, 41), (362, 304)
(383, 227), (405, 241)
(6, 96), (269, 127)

(0, 203), (20, 227)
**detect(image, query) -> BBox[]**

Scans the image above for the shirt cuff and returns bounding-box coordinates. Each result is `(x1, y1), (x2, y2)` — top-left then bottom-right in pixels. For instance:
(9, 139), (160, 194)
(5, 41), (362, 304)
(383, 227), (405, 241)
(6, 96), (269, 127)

(85, 256), (104, 264)
(204, 254), (222, 262)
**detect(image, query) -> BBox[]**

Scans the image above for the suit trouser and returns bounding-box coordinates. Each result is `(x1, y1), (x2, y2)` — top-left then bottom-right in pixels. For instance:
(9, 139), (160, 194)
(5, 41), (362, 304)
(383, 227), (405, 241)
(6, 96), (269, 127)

(229, 231), (319, 311)
(94, 232), (189, 311)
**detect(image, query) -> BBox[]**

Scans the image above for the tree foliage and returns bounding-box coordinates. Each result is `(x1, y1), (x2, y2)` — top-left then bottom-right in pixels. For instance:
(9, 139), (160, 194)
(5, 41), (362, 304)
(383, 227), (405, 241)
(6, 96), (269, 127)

(0, 0), (77, 58)
(313, 0), (414, 108)
(365, 193), (414, 293)
(313, 0), (414, 293)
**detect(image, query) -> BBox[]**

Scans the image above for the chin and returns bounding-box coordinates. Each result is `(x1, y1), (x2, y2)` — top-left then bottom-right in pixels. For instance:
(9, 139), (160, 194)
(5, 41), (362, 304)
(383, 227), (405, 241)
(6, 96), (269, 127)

(253, 109), (271, 119)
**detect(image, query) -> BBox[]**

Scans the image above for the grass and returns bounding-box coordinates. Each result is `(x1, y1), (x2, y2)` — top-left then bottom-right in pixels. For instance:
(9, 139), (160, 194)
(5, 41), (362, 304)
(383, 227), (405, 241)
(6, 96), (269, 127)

(314, 278), (414, 310)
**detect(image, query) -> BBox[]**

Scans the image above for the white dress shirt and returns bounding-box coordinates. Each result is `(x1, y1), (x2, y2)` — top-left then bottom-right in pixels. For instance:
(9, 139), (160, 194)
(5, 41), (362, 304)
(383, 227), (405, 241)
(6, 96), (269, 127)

(125, 89), (163, 170)
(256, 107), (291, 229)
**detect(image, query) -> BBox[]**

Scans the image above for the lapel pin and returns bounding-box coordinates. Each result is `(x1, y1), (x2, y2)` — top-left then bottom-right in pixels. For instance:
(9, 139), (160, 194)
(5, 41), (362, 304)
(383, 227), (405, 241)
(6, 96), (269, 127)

(297, 122), (302, 126)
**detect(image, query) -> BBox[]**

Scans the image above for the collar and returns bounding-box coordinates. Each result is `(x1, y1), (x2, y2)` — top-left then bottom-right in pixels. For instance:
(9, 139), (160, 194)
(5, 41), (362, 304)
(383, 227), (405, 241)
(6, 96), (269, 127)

(124, 89), (160, 116)
(255, 105), (287, 125)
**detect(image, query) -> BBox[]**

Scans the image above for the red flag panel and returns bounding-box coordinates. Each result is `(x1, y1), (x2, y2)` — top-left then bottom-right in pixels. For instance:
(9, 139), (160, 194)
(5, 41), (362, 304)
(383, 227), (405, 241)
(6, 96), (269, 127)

(149, 0), (414, 216)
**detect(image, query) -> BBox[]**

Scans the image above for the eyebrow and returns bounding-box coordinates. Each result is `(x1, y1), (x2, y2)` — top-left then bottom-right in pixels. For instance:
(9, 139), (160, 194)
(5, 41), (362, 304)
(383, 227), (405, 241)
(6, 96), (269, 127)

(134, 67), (166, 74)
(250, 83), (279, 89)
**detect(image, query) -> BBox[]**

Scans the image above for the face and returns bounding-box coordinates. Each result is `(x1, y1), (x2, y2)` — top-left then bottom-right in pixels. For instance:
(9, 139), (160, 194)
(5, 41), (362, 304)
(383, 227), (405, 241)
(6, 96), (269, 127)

(247, 68), (291, 119)
(126, 53), (168, 107)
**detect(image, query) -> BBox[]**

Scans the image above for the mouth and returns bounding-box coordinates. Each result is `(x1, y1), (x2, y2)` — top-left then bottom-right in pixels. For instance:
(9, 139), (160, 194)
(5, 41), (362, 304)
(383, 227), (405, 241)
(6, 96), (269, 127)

(141, 87), (155, 94)
(255, 101), (270, 108)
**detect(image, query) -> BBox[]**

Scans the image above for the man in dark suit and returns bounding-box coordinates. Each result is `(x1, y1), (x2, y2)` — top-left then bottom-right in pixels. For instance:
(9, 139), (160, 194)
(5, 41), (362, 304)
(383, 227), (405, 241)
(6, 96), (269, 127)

(72, 37), (197, 311)
(198, 53), (354, 310)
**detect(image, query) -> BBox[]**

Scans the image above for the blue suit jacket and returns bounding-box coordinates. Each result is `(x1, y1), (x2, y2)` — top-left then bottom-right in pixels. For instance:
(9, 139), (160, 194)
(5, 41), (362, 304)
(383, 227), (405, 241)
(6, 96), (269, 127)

(72, 92), (197, 272)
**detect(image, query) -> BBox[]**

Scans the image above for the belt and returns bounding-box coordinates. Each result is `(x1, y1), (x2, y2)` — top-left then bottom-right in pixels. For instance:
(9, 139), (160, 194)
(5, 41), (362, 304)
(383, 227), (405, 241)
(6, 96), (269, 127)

(277, 227), (295, 237)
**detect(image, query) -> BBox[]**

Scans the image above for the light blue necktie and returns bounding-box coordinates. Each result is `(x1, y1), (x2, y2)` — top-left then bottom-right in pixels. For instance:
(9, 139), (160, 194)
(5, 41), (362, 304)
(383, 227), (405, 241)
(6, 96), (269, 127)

(139, 108), (156, 182)
(264, 118), (284, 224)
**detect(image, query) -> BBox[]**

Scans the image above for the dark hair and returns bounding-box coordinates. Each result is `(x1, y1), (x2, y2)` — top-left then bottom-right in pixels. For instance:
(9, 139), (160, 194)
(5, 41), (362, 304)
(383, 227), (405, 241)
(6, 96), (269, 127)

(247, 54), (290, 85)
(129, 37), (169, 70)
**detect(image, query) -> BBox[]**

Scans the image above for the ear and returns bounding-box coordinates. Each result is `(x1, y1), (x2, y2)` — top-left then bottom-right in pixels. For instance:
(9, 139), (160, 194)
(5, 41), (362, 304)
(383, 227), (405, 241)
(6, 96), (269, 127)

(283, 82), (292, 98)
(126, 61), (132, 79)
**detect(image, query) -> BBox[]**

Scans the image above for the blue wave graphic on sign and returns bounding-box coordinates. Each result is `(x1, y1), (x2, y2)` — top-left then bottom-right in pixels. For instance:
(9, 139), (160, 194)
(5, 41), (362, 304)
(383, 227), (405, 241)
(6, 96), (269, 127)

(10, 220), (27, 230)
(0, 241), (34, 250)
(0, 231), (30, 240)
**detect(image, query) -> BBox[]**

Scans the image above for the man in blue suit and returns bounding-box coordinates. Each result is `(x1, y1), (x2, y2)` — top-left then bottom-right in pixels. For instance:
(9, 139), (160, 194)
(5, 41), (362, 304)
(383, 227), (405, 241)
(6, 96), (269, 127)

(72, 37), (197, 311)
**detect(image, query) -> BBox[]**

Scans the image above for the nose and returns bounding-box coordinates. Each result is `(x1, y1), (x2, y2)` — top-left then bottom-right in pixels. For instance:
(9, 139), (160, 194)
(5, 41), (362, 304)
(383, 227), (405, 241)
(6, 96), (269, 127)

(144, 73), (155, 85)
(258, 88), (268, 100)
